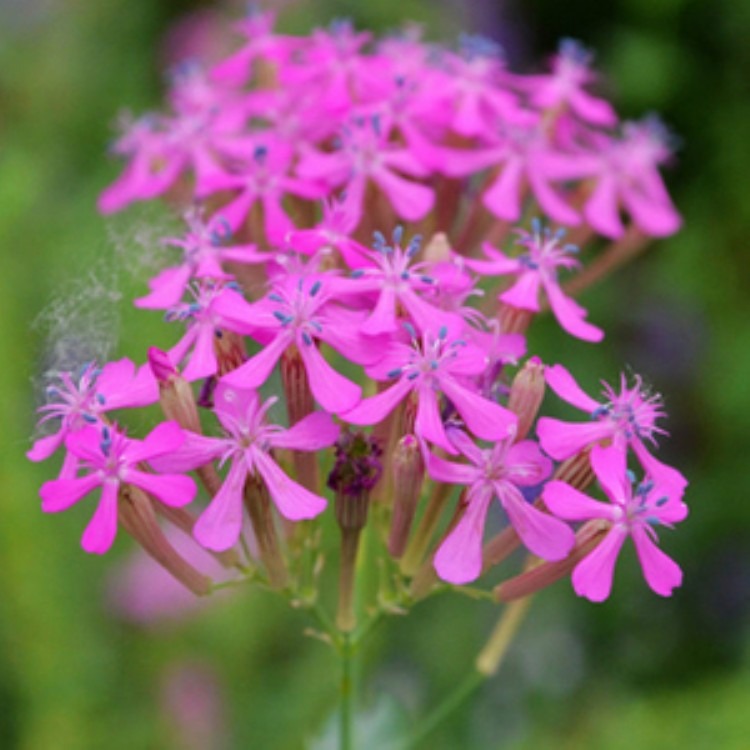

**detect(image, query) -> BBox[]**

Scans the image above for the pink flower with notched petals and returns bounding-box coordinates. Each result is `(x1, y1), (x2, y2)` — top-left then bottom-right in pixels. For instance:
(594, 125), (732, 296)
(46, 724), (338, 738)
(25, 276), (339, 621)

(28, 359), (158, 475)
(151, 383), (339, 552)
(543, 444), (687, 601)
(343, 326), (517, 453)
(136, 208), (269, 310)
(466, 220), (603, 342)
(537, 364), (687, 502)
(428, 428), (574, 584)
(215, 272), (373, 414)
(40, 422), (196, 554)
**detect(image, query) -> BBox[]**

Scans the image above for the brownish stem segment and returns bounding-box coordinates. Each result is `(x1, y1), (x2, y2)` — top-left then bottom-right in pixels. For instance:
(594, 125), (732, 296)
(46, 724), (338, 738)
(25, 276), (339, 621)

(244, 475), (288, 589)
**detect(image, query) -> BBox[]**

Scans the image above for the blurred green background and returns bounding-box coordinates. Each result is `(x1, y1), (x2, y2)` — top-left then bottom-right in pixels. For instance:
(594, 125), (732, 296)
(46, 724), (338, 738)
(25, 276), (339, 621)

(1, 0), (749, 748)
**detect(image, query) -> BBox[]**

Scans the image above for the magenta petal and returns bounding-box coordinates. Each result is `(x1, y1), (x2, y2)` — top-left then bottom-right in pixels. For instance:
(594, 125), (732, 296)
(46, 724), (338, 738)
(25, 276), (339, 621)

(590, 444), (631, 505)
(414, 386), (453, 453)
(81, 481), (119, 555)
(28, 432), (64, 462)
(426, 451), (478, 485)
(622, 187), (682, 237)
(632, 526), (683, 597)
(252, 450), (327, 521)
(433, 487), (493, 585)
(342, 378), (413, 426)
(194, 460), (247, 552)
(41, 474), (101, 513)
(135, 266), (192, 309)
(125, 421), (185, 464)
(360, 286), (398, 336)
(148, 432), (226, 473)
(126, 470), (196, 508)
(542, 480), (615, 522)
(373, 169), (434, 222)
(499, 484), (575, 561)
(631, 441), (688, 509)
(571, 527), (627, 602)
(500, 273), (542, 312)
(584, 175), (624, 239)
(483, 159), (524, 221)
(440, 378), (517, 442)
(270, 411), (340, 451)
(544, 364), (600, 413)
(536, 417), (613, 460)
(221, 331), (291, 389)
(528, 172), (580, 226)
(545, 281), (604, 342)
(505, 441), (553, 486)
(298, 341), (361, 413)
(182, 325), (218, 382)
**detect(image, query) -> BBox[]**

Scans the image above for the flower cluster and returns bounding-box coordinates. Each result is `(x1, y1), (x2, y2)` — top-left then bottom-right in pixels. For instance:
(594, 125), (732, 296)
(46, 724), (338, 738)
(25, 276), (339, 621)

(31, 10), (687, 610)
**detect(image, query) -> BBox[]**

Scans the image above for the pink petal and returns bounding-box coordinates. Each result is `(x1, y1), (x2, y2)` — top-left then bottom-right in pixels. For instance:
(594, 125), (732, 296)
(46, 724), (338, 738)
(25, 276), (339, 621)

(528, 171), (580, 226)
(220, 331), (291, 389)
(298, 340), (362, 413)
(252, 450), (327, 521)
(360, 286), (398, 336)
(622, 187), (682, 237)
(499, 483), (575, 561)
(182, 325), (218, 382)
(545, 281), (604, 342)
(373, 169), (434, 222)
(536, 417), (613, 460)
(584, 175), (625, 238)
(571, 527), (627, 602)
(342, 378), (413, 426)
(440, 378), (517, 442)
(414, 386), (453, 453)
(542, 480), (616, 522)
(544, 364), (600, 413)
(148, 431), (226, 473)
(590, 444), (631, 505)
(500, 273), (542, 312)
(631, 526), (683, 597)
(194, 460), (247, 552)
(505, 440), (553, 486)
(482, 159), (524, 221)
(135, 266), (192, 309)
(81, 481), (119, 555)
(41, 473), (101, 513)
(28, 431), (64, 462)
(126, 470), (196, 508)
(125, 421), (186, 464)
(270, 411), (340, 451)
(425, 451), (478, 485)
(433, 487), (493, 584)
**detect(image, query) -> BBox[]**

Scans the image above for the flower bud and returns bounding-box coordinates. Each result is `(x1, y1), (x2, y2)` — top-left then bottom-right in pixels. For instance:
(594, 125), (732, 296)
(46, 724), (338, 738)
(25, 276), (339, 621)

(498, 303), (535, 336)
(553, 446), (595, 491)
(494, 519), (610, 602)
(388, 435), (425, 558)
(507, 357), (545, 441)
(118, 484), (212, 596)
(243, 475), (288, 589)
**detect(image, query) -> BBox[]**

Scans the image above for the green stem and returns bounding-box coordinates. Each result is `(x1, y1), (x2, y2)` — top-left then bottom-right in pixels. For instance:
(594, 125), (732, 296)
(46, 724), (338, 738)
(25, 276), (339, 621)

(340, 632), (354, 750)
(399, 670), (485, 750)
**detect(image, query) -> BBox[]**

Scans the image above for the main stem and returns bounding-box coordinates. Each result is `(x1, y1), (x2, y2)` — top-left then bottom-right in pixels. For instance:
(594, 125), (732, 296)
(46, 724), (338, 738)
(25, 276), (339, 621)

(340, 632), (354, 750)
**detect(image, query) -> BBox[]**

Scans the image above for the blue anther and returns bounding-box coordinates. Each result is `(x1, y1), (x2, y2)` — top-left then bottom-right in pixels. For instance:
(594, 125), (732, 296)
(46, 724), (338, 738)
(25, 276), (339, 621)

(531, 217), (543, 235)
(392, 226), (404, 245)
(400, 271), (410, 280)
(350, 269), (365, 279)
(253, 144), (268, 163)
(268, 293), (284, 303)
(655, 496), (669, 507)
(403, 322), (417, 339)
(387, 368), (403, 379)
(309, 280), (322, 297)
(626, 469), (637, 484)
(407, 371), (420, 381)
(96, 393), (106, 405)
(273, 311), (292, 325)
(83, 413), (98, 424)
(438, 326), (448, 339)
(301, 330), (313, 346)
(419, 275), (435, 284)
(406, 235), (422, 257)
(564, 243), (580, 255)
(590, 406), (609, 419)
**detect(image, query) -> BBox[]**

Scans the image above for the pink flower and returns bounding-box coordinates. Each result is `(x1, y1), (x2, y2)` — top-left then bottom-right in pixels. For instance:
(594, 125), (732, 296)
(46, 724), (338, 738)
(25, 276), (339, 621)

(543, 444), (687, 601)
(466, 221), (603, 342)
(153, 383), (338, 551)
(428, 429), (573, 584)
(537, 364), (687, 501)
(343, 326), (517, 452)
(136, 208), (268, 310)
(216, 272), (370, 413)
(28, 359), (158, 472)
(40, 422), (196, 554)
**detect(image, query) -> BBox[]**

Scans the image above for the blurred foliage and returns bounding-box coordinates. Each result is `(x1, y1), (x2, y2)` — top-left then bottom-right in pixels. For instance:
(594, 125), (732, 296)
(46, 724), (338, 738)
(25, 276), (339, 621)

(1, 0), (749, 748)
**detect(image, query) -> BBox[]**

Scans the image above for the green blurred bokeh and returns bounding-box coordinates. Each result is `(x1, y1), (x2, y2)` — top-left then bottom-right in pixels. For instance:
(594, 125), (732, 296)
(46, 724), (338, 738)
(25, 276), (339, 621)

(1, 1), (748, 748)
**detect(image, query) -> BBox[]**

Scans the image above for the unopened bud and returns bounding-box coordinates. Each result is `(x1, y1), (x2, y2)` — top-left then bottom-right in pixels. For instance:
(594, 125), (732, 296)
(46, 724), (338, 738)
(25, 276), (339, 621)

(507, 357), (545, 441)
(388, 435), (425, 558)
(118, 485), (212, 596)
(243, 475), (287, 589)
(494, 519), (610, 602)
(423, 232), (452, 264)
